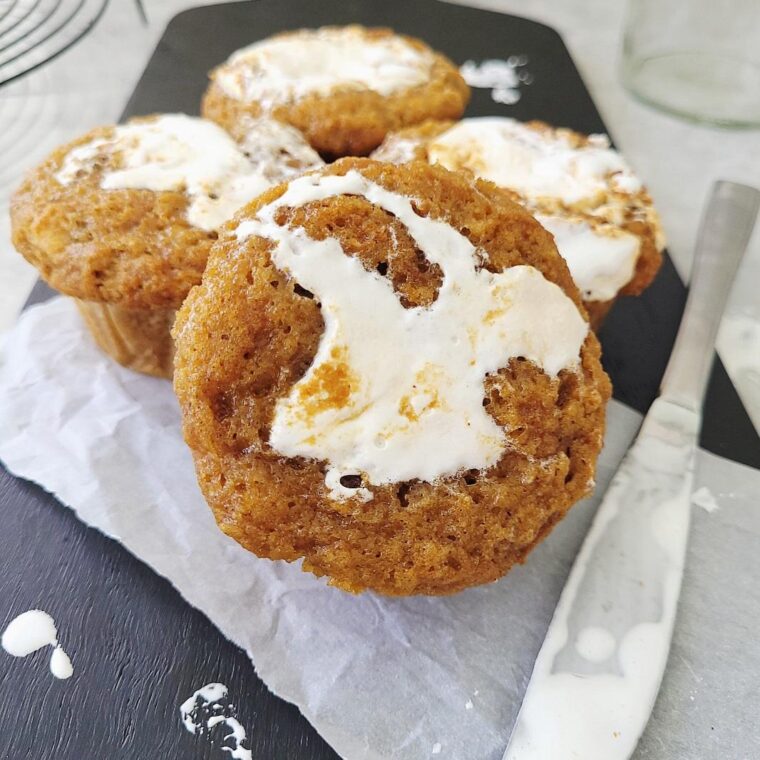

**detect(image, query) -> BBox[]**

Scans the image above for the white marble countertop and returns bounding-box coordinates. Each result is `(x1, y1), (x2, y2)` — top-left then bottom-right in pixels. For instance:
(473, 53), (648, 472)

(2, 0), (758, 431)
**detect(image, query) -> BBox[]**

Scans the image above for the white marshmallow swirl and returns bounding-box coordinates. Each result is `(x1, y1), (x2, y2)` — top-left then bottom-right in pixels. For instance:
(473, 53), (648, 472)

(427, 117), (641, 205)
(536, 214), (640, 301)
(236, 170), (588, 500)
(424, 117), (648, 301)
(55, 114), (322, 232)
(215, 27), (434, 107)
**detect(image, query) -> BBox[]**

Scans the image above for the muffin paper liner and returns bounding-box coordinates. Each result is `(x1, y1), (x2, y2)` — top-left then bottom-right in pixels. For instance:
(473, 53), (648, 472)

(74, 299), (176, 379)
(1, 297), (759, 760)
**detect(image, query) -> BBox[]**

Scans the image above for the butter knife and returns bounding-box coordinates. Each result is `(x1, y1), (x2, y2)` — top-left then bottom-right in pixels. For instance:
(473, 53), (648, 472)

(503, 181), (760, 760)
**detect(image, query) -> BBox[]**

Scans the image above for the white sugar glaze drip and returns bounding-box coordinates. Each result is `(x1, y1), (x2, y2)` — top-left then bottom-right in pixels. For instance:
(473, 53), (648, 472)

(427, 117), (641, 205)
(504, 399), (697, 760)
(216, 27), (434, 107)
(536, 214), (640, 302)
(54, 114), (321, 232)
(460, 58), (531, 105)
(180, 682), (252, 760)
(236, 170), (588, 498)
(691, 485), (719, 513)
(1, 609), (73, 680)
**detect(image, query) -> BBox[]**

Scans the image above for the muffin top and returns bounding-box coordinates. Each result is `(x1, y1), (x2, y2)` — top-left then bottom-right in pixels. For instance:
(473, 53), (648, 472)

(214, 25), (438, 106)
(173, 158), (611, 595)
(373, 117), (663, 303)
(11, 113), (322, 308)
(235, 168), (589, 494)
(202, 26), (470, 158)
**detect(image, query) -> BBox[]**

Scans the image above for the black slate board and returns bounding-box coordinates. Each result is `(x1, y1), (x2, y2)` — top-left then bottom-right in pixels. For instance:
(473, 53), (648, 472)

(1, 2), (759, 759)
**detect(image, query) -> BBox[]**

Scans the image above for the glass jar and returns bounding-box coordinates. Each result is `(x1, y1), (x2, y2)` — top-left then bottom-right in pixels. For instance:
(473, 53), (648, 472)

(621, 0), (760, 127)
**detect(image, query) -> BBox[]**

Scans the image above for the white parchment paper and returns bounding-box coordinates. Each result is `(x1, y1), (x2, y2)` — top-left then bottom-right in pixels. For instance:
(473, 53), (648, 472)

(1, 297), (759, 759)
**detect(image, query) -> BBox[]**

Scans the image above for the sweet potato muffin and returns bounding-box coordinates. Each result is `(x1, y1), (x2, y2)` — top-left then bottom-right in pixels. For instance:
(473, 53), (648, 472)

(11, 113), (323, 377)
(173, 158), (611, 596)
(201, 25), (470, 159)
(373, 117), (664, 329)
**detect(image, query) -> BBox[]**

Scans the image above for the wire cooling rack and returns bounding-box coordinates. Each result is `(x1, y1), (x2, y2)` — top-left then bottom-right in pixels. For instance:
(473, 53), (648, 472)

(0, 0), (112, 87)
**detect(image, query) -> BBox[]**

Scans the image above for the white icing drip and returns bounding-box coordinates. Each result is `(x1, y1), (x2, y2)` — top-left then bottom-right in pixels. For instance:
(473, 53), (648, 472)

(536, 214), (640, 301)
(460, 58), (530, 105)
(236, 170), (587, 496)
(427, 117), (642, 205)
(432, 743), (442, 755)
(575, 625), (617, 663)
(1, 609), (73, 680)
(215, 27), (434, 107)
(180, 682), (252, 760)
(1, 609), (57, 655)
(691, 485), (719, 513)
(55, 114), (320, 232)
(49, 646), (74, 679)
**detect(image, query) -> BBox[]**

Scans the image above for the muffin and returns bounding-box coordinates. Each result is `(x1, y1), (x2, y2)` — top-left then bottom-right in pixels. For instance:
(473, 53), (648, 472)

(201, 25), (470, 159)
(373, 117), (664, 329)
(11, 113), (323, 377)
(173, 158), (611, 596)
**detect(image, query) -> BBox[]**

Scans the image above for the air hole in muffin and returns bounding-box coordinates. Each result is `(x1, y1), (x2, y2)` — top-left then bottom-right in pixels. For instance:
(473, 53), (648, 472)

(269, 280), (279, 288)
(482, 397), (491, 407)
(446, 556), (462, 571)
(564, 447), (574, 484)
(398, 483), (412, 508)
(410, 200), (427, 218)
(557, 373), (578, 408)
(376, 262), (388, 276)
(243, 351), (251, 360)
(246, 271), (254, 285)
(258, 426), (269, 443)
(211, 392), (233, 421)
(208, 231), (218, 240)
(207, 192), (219, 200)
(339, 474), (362, 489)
(415, 249), (430, 273)
(464, 474), (478, 486)
(293, 283), (314, 299)
(283, 325), (291, 334)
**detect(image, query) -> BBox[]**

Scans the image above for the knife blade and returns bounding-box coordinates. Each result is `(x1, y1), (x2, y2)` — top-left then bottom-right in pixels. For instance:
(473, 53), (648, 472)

(503, 181), (760, 760)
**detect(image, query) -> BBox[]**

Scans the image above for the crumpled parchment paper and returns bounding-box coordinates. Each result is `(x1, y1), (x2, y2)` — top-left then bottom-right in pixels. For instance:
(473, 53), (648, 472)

(1, 297), (759, 760)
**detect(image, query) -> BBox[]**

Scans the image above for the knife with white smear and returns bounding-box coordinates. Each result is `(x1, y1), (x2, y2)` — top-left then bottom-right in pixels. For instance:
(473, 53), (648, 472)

(503, 181), (760, 760)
